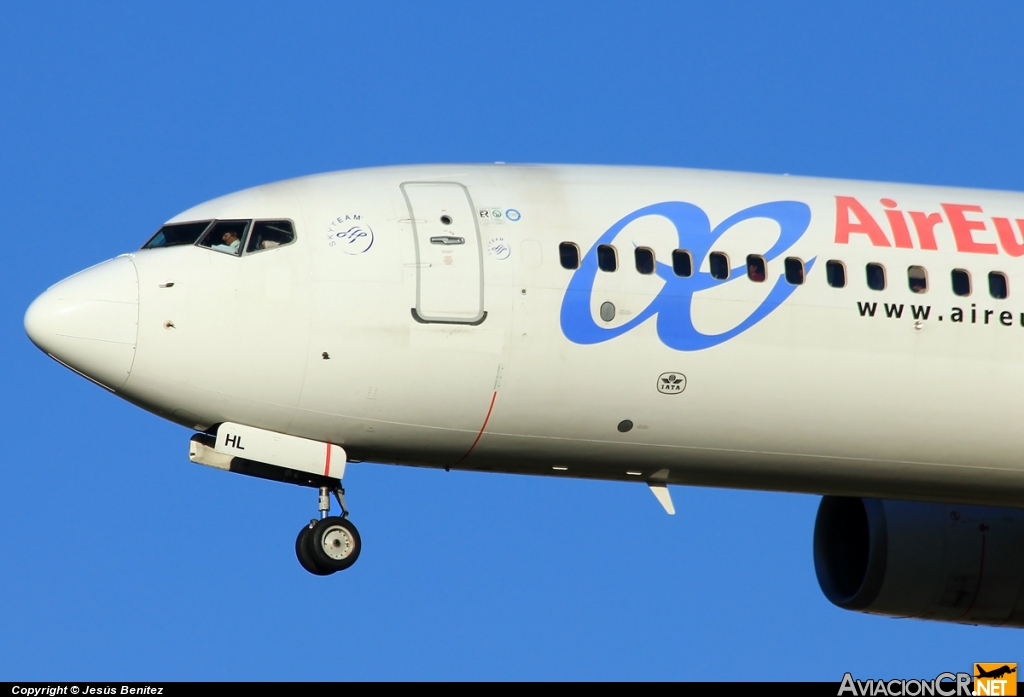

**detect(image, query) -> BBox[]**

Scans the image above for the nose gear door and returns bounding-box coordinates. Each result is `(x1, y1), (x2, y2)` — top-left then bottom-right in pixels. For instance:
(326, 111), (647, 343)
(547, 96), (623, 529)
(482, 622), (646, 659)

(401, 182), (486, 324)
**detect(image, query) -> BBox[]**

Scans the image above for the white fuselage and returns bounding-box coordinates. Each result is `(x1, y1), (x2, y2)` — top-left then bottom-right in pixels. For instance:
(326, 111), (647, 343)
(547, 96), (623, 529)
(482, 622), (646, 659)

(28, 165), (1024, 507)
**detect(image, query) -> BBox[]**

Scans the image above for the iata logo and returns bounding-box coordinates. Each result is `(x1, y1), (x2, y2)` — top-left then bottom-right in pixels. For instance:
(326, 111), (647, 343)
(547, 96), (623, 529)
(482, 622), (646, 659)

(560, 200), (813, 351)
(657, 372), (686, 394)
(975, 664), (1017, 696)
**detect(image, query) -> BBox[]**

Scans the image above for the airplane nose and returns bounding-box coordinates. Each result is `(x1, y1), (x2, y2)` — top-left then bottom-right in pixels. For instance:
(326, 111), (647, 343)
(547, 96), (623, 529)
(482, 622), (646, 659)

(24, 256), (139, 391)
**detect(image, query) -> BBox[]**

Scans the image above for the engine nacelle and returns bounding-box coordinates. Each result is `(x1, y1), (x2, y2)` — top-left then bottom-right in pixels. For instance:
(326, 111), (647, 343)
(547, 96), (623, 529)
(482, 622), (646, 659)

(814, 496), (1024, 627)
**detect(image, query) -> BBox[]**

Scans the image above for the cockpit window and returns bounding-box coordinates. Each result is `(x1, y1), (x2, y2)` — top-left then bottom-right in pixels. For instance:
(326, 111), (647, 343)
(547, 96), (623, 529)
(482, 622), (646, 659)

(198, 220), (251, 255)
(245, 220), (296, 254)
(142, 218), (293, 256)
(142, 221), (212, 249)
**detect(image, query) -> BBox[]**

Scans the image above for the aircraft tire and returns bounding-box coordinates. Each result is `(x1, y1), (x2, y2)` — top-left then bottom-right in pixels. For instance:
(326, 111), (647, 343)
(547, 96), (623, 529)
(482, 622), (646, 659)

(310, 516), (361, 572)
(296, 522), (333, 576)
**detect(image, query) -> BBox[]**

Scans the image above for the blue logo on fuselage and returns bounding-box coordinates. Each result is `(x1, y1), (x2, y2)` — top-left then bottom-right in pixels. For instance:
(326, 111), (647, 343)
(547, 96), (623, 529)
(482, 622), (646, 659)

(560, 201), (814, 351)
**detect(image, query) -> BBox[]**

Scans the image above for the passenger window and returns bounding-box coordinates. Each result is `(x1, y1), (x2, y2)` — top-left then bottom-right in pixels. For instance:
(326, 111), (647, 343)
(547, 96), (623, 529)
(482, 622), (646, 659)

(143, 221), (212, 249)
(246, 220), (296, 254)
(989, 271), (1009, 299)
(951, 269), (971, 296)
(866, 263), (886, 291)
(597, 244), (618, 272)
(199, 220), (250, 256)
(907, 266), (927, 294)
(826, 260), (846, 288)
(672, 249), (693, 277)
(746, 255), (766, 282)
(559, 242), (580, 270)
(709, 252), (729, 280)
(634, 247), (655, 275)
(784, 257), (804, 285)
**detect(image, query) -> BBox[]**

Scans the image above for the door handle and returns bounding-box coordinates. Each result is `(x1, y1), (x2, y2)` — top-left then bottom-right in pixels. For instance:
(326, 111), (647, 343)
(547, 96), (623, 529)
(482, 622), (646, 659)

(429, 235), (465, 245)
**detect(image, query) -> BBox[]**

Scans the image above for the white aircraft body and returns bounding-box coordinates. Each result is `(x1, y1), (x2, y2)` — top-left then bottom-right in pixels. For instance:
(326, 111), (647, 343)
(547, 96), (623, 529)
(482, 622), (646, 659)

(24, 164), (1024, 627)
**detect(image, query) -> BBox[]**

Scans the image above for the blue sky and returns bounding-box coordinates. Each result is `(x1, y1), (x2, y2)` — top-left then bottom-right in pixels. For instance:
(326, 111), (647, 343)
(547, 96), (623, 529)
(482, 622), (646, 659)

(2, 1), (1023, 681)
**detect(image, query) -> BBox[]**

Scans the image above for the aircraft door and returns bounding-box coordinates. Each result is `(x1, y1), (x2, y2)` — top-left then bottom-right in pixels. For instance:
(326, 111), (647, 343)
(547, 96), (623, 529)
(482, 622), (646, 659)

(401, 182), (485, 324)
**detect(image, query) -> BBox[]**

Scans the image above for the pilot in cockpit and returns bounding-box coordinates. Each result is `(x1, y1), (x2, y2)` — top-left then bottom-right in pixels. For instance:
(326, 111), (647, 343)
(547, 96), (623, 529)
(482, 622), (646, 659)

(213, 230), (241, 253)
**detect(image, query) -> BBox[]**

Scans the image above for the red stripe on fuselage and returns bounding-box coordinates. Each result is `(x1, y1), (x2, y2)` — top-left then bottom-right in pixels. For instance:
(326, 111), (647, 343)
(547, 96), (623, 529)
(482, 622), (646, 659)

(455, 391), (498, 465)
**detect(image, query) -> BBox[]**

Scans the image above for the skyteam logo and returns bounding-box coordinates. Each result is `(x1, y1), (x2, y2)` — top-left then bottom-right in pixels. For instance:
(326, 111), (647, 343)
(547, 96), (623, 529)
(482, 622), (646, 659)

(560, 201), (814, 351)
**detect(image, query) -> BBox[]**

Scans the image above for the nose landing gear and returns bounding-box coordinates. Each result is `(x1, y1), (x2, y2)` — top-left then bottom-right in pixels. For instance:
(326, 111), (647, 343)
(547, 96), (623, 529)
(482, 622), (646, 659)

(296, 485), (361, 575)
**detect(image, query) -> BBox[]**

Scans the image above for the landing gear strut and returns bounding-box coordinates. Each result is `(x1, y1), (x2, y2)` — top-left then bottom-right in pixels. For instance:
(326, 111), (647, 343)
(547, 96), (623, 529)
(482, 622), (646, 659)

(295, 485), (361, 575)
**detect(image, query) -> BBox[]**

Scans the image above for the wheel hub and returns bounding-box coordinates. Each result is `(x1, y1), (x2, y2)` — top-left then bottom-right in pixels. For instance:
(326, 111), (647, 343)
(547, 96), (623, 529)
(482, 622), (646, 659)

(321, 525), (354, 560)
